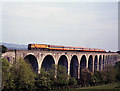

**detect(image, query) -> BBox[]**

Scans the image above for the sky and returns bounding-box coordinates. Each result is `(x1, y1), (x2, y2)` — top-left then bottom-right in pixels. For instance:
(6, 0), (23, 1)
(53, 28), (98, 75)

(0, 0), (119, 52)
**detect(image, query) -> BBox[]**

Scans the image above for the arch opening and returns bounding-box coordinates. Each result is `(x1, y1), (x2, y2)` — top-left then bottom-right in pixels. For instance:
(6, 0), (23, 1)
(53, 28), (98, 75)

(99, 55), (102, 71)
(24, 54), (38, 73)
(41, 55), (55, 71)
(80, 55), (87, 77)
(94, 55), (98, 72)
(88, 55), (93, 72)
(70, 55), (78, 79)
(103, 55), (105, 69)
(58, 55), (68, 73)
(113, 55), (117, 65)
(4, 57), (10, 62)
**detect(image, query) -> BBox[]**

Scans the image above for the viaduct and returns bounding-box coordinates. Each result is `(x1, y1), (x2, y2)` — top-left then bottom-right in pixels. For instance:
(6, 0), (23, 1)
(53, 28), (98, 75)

(2, 50), (120, 79)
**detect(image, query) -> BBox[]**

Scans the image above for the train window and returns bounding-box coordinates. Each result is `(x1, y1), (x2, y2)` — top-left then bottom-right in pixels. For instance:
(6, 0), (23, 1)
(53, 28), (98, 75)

(64, 47), (69, 48)
(28, 44), (31, 47)
(50, 46), (62, 48)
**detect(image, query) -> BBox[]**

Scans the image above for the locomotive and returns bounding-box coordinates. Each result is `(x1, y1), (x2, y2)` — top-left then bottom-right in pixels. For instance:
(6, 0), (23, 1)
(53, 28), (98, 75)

(28, 44), (106, 52)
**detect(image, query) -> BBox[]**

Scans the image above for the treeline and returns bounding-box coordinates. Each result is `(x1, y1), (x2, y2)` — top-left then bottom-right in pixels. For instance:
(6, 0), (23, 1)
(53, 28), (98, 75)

(1, 58), (120, 91)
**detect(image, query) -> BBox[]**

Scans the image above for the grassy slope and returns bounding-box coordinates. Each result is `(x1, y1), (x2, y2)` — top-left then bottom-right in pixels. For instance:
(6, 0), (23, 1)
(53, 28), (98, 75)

(78, 83), (119, 89)
(51, 83), (120, 91)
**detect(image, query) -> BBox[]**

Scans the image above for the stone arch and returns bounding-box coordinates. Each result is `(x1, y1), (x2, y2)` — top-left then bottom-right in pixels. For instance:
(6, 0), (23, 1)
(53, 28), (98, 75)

(88, 55), (93, 72)
(94, 55), (98, 72)
(70, 55), (79, 79)
(58, 55), (68, 73)
(41, 55), (55, 71)
(80, 55), (87, 77)
(24, 54), (38, 73)
(99, 55), (102, 71)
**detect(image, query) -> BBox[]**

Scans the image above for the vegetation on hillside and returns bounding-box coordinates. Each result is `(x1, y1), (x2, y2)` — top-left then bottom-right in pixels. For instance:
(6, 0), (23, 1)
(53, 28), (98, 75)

(1, 58), (120, 90)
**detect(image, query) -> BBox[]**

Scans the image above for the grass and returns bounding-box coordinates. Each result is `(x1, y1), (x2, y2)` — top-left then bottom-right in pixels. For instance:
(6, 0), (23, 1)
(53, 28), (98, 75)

(51, 82), (120, 91)
(78, 83), (120, 89)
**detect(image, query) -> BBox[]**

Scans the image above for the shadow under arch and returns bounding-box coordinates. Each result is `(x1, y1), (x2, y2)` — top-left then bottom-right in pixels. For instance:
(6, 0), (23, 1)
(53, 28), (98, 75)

(70, 55), (78, 79)
(99, 55), (102, 71)
(24, 54), (38, 73)
(41, 55), (55, 71)
(103, 55), (105, 69)
(80, 55), (87, 77)
(94, 55), (98, 72)
(88, 55), (93, 72)
(58, 55), (68, 73)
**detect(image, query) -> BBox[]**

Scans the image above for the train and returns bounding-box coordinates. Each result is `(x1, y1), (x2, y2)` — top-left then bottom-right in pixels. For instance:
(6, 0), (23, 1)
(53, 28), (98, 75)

(28, 44), (106, 52)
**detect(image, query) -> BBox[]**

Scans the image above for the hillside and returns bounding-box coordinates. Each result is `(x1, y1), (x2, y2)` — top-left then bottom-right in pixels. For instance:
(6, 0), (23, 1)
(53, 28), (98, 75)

(0, 42), (27, 50)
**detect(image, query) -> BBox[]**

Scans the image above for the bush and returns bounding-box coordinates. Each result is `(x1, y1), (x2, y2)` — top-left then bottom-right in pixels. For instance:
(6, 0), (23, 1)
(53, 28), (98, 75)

(35, 68), (53, 90)
(36, 76), (51, 91)
(56, 65), (69, 88)
(93, 71), (103, 84)
(102, 65), (116, 84)
(36, 65), (69, 90)
(80, 69), (92, 87)
(69, 77), (77, 86)
(114, 61), (120, 87)
(90, 73), (99, 86)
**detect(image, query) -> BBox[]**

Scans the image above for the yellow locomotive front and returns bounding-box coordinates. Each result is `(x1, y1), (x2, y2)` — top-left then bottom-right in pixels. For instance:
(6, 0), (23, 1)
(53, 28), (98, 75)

(28, 44), (49, 50)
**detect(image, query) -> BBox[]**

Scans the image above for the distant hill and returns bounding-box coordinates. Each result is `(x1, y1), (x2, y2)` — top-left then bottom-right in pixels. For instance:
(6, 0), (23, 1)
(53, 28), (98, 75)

(0, 42), (27, 50)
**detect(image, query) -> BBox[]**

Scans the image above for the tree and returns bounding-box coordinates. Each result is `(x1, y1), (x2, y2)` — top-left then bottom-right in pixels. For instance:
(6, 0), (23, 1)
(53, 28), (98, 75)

(69, 77), (77, 87)
(35, 68), (53, 90)
(116, 51), (120, 54)
(36, 75), (51, 91)
(2, 58), (15, 90)
(80, 69), (92, 87)
(15, 59), (36, 90)
(90, 73), (100, 86)
(0, 45), (7, 53)
(114, 61), (120, 87)
(93, 71), (103, 85)
(56, 65), (69, 88)
(2, 58), (36, 90)
(102, 65), (116, 84)
(38, 65), (70, 89)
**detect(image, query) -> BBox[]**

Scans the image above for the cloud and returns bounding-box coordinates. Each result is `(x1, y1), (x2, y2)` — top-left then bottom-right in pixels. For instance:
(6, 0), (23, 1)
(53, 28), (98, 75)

(2, 2), (118, 51)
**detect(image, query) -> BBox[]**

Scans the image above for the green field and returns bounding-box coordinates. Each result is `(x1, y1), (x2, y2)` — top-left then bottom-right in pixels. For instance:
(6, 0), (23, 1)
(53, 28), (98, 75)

(78, 83), (120, 89)
(51, 83), (120, 91)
